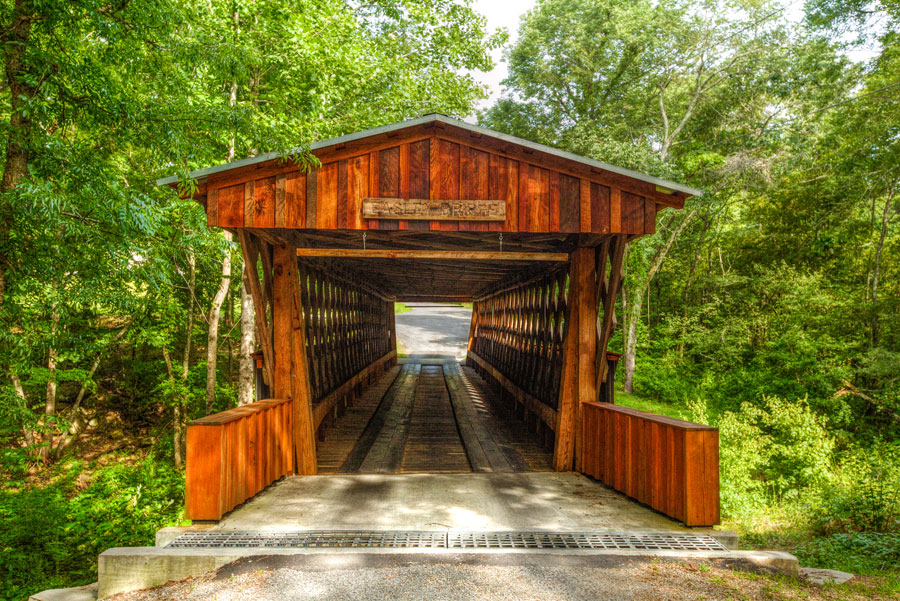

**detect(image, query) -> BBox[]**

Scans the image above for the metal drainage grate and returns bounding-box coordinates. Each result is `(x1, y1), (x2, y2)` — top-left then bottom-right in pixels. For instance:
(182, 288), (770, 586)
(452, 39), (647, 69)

(169, 530), (447, 549)
(449, 532), (727, 551)
(168, 530), (727, 552)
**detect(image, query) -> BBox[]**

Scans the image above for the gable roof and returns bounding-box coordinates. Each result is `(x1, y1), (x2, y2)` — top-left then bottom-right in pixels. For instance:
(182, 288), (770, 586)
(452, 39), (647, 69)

(156, 114), (702, 197)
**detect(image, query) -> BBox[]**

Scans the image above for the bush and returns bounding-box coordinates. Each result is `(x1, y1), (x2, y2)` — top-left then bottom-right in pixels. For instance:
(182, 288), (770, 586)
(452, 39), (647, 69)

(816, 443), (900, 534)
(694, 395), (835, 518)
(0, 453), (184, 601)
(794, 532), (900, 574)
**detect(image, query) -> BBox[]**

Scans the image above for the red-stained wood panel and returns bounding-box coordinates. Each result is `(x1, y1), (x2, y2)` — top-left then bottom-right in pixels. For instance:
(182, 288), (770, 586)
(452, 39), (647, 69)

(460, 145), (490, 232)
(243, 181), (255, 227)
(316, 162), (338, 229)
(430, 139), (460, 231)
(206, 189), (218, 227)
(580, 402), (720, 526)
(185, 426), (224, 520)
(185, 399), (295, 521)
(488, 154), (518, 232)
(253, 176), (276, 228)
(558, 173), (580, 233)
(622, 191), (645, 234)
(408, 139), (430, 231)
(377, 146), (400, 231)
(398, 143), (410, 230)
(610, 188), (622, 234)
(590, 183), (611, 234)
(346, 154), (369, 230)
(217, 183), (244, 227)
(336, 159), (349, 228)
(580, 179), (591, 232)
(644, 200), (657, 234)
(518, 163), (550, 232)
(549, 171), (560, 232)
(283, 171), (305, 228)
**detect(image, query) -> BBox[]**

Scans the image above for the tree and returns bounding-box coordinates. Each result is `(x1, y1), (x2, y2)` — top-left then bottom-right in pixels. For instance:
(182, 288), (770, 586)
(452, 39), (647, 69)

(481, 0), (821, 392)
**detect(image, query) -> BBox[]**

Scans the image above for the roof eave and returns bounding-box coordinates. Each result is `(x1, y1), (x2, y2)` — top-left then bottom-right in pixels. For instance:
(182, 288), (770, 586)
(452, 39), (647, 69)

(155, 114), (703, 198)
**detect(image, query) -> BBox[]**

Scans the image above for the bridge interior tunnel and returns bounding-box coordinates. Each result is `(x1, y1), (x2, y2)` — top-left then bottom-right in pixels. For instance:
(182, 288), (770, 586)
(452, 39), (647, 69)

(292, 234), (582, 475)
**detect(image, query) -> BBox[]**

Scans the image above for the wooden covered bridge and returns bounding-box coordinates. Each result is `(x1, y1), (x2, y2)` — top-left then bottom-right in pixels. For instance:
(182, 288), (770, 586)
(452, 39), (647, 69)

(161, 114), (719, 528)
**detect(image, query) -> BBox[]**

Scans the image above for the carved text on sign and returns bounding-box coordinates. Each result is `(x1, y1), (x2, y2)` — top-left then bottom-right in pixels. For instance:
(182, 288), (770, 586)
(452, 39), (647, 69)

(361, 198), (506, 221)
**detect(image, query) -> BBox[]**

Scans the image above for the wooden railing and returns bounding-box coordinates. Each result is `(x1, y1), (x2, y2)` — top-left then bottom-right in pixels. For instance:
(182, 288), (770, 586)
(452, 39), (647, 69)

(581, 402), (720, 526)
(185, 398), (293, 521)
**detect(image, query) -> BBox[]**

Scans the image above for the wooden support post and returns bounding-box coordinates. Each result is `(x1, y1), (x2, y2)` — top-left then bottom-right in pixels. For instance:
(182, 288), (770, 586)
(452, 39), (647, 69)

(596, 236), (626, 387)
(572, 247), (598, 471)
(238, 231), (274, 386)
(554, 248), (596, 471)
(272, 245), (317, 474)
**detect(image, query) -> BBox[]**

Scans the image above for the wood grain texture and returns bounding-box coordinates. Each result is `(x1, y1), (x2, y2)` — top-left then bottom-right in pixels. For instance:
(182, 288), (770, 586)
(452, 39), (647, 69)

(316, 161), (338, 229)
(346, 154), (369, 230)
(408, 139), (430, 231)
(622, 191), (645, 234)
(488, 154), (518, 232)
(460, 146), (490, 231)
(430, 138), (460, 231)
(610, 187), (622, 234)
(581, 401), (720, 526)
(518, 162), (550, 232)
(644, 200), (657, 234)
(206, 188), (218, 227)
(590, 183), (611, 234)
(558, 173), (580, 233)
(217, 183), (244, 227)
(283, 171), (305, 228)
(377, 146), (400, 231)
(253, 176), (276, 228)
(185, 399), (293, 520)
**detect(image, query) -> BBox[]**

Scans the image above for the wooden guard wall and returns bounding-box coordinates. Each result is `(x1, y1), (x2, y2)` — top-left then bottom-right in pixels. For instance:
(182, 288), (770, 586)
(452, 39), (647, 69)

(204, 135), (661, 236)
(185, 399), (293, 521)
(297, 262), (397, 435)
(467, 265), (570, 445)
(581, 402), (720, 526)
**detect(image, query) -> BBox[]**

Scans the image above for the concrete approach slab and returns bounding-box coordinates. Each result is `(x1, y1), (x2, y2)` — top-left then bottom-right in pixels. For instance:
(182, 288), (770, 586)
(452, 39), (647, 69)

(211, 472), (732, 543)
(98, 548), (797, 599)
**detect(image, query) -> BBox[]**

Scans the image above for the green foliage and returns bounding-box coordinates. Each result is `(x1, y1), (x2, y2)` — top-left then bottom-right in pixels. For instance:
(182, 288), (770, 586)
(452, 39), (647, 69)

(0, 452), (184, 601)
(816, 444), (900, 534)
(794, 533), (900, 574)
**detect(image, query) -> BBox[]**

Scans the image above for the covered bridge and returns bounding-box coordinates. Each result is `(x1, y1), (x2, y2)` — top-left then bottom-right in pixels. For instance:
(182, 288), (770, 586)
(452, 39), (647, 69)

(161, 114), (719, 527)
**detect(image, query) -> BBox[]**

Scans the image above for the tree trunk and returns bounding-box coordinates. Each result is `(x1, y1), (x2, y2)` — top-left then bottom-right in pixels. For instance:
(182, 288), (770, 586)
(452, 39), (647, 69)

(870, 187), (895, 346)
(171, 251), (196, 469)
(238, 266), (255, 406)
(0, 0), (37, 308)
(622, 209), (698, 393)
(205, 232), (233, 414)
(40, 310), (59, 463)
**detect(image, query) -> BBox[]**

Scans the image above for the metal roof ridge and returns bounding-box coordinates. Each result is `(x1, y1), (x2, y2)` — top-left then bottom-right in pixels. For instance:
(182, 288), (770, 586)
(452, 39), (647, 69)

(156, 114), (702, 197)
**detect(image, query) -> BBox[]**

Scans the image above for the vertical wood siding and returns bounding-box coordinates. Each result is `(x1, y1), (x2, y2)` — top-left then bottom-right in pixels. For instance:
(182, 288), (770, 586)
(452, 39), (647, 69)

(185, 398), (293, 521)
(581, 402), (721, 526)
(205, 137), (660, 235)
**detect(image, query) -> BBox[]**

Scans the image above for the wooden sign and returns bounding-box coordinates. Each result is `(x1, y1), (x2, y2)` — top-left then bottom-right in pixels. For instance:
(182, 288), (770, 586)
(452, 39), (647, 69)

(362, 198), (506, 221)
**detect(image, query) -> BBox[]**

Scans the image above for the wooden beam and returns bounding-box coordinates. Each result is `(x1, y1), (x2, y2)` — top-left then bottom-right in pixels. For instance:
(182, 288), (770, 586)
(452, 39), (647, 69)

(237, 231), (274, 386)
(295, 248), (568, 262)
(273, 244), (317, 474)
(596, 236), (626, 387)
(572, 247), (598, 472)
(553, 258), (579, 471)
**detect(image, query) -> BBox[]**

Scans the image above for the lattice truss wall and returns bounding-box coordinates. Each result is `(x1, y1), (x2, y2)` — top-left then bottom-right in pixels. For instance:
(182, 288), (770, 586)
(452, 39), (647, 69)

(297, 264), (394, 403)
(471, 266), (570, 411)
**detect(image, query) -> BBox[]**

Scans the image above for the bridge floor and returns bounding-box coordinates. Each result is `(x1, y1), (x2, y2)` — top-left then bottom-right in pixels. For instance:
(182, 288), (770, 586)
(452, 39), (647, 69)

(316, 362), (553, 474)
